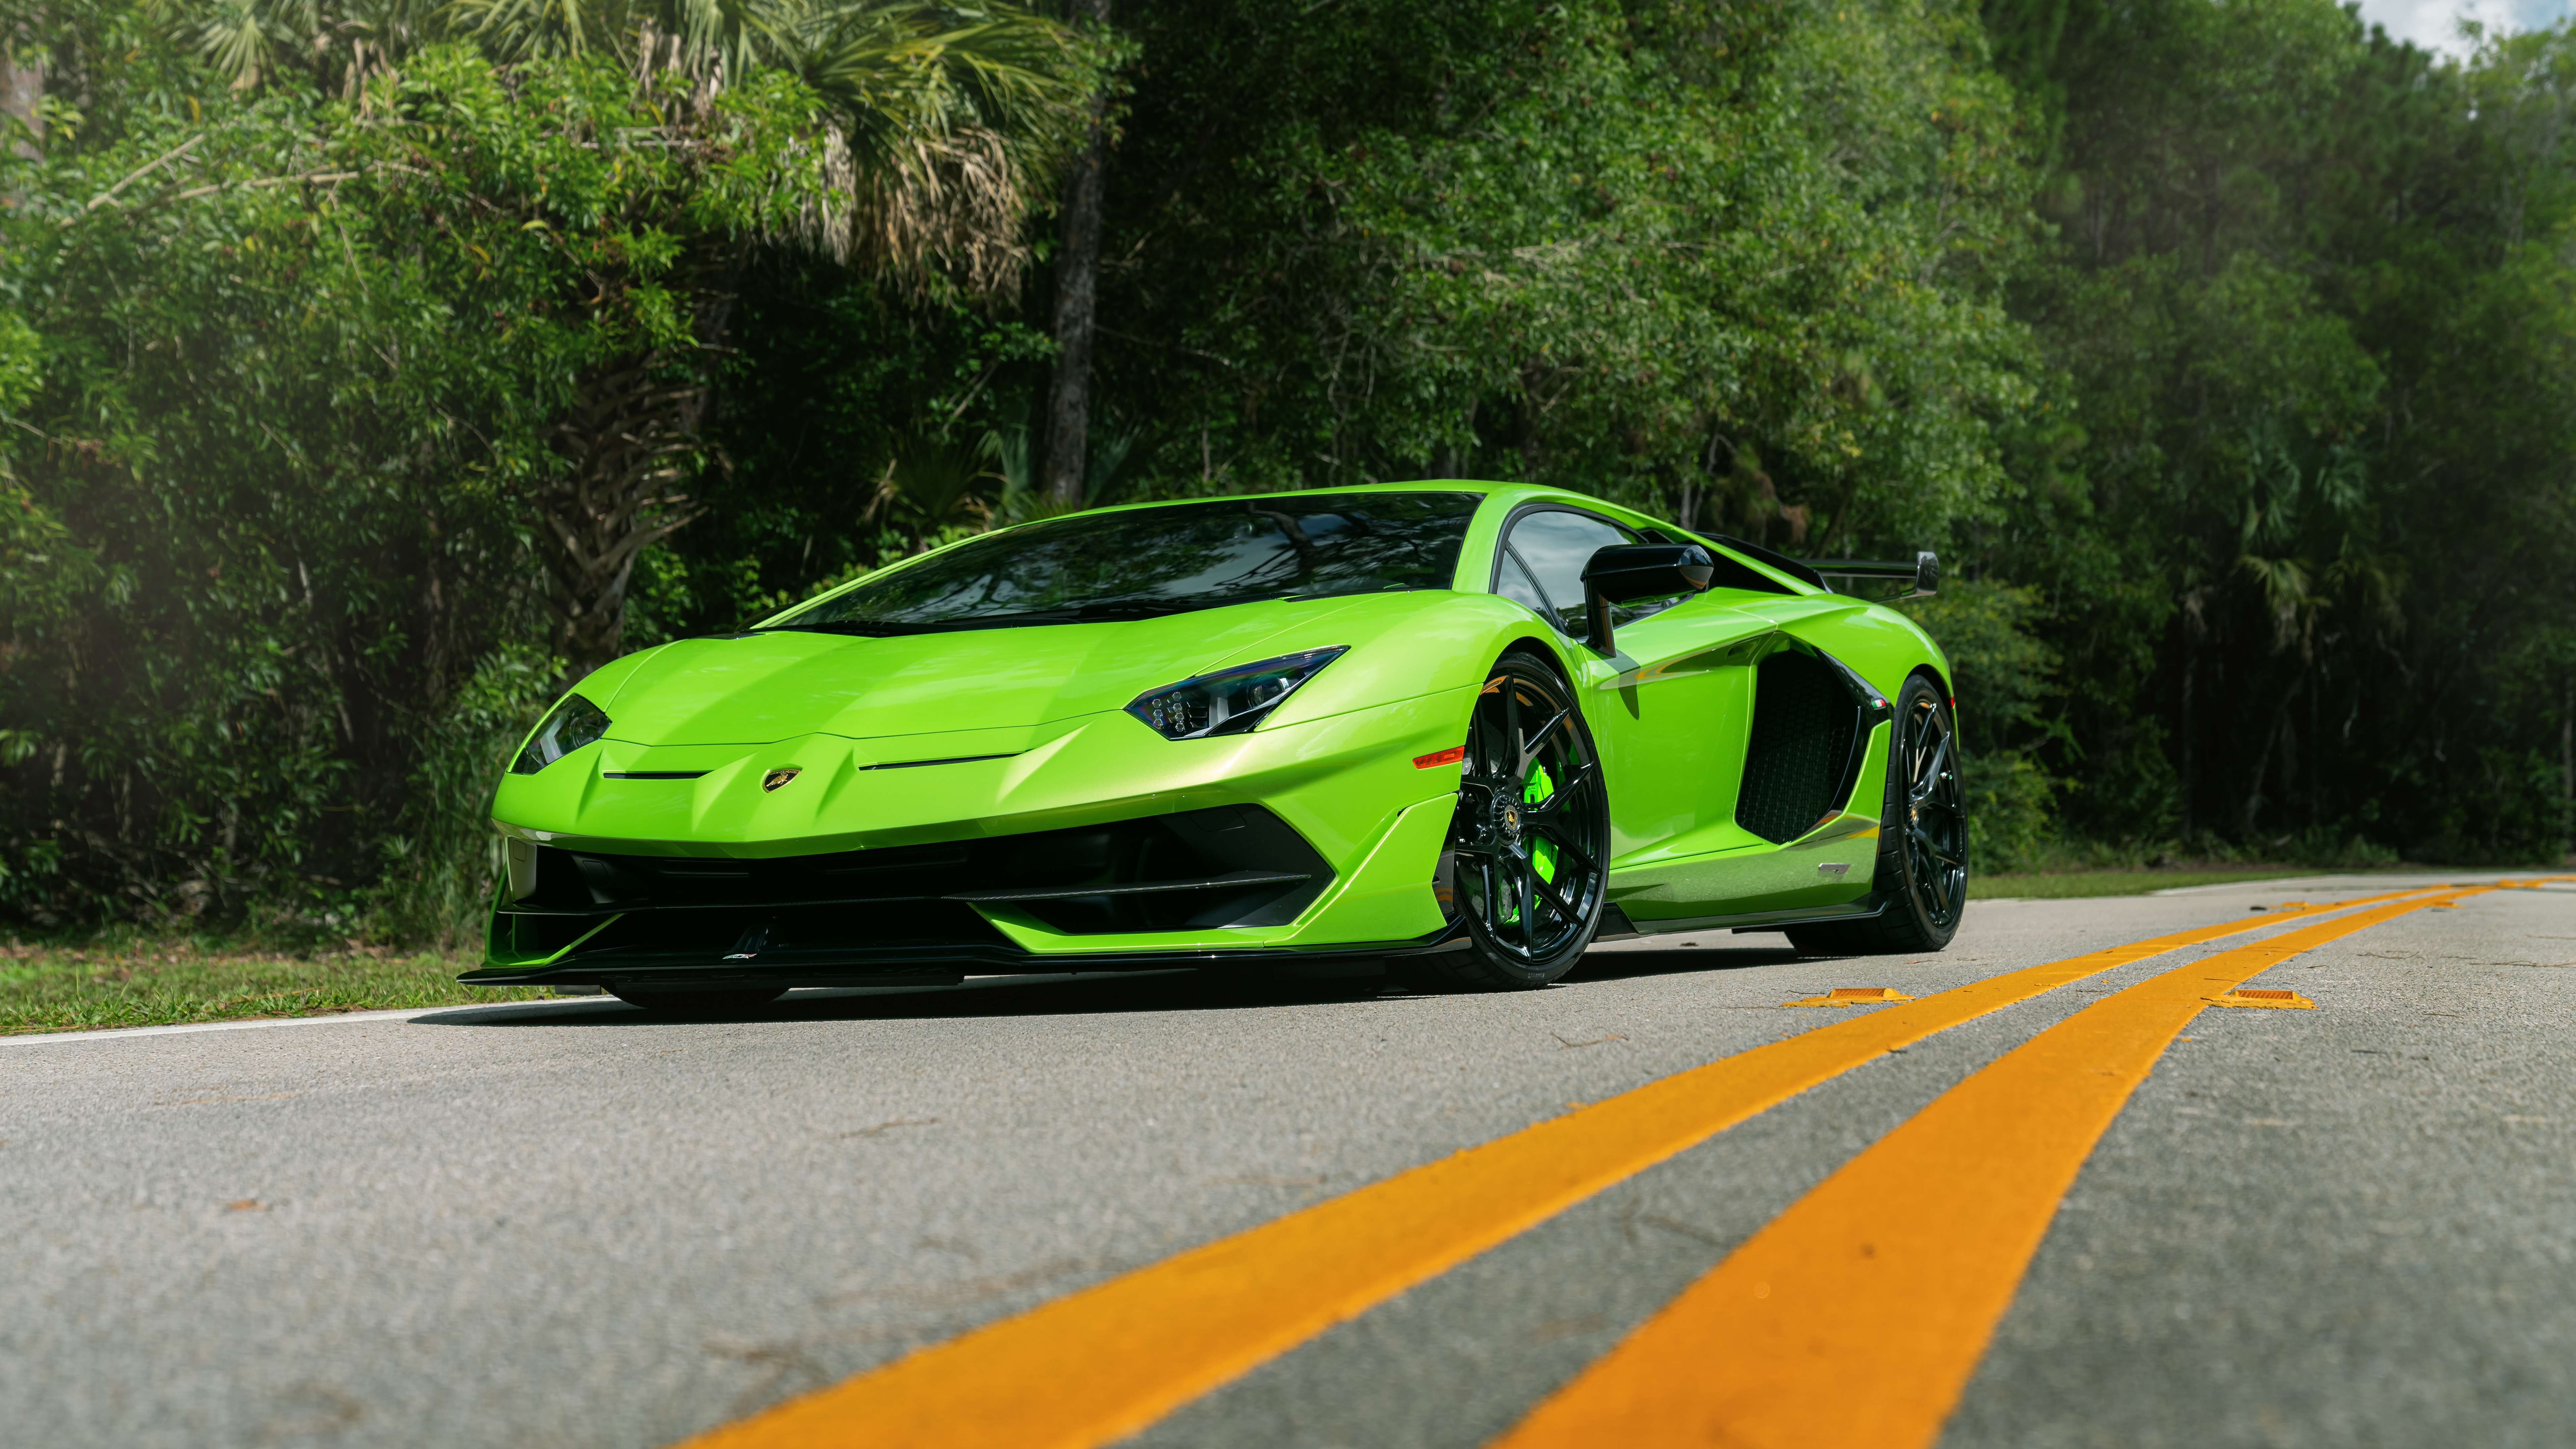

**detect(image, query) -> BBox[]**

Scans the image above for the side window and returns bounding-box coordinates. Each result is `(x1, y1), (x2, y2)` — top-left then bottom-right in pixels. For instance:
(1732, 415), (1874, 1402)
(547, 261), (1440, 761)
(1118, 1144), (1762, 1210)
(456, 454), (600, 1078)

(1498, 509), (1637, 638)
(1494, 550), (1554, 621)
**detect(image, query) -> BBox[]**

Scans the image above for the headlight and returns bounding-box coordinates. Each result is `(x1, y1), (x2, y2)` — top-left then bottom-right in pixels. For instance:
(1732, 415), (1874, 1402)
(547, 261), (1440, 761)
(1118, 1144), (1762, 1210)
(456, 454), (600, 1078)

(511, 694), (612, 774)
(1125, 647), (1348, 740)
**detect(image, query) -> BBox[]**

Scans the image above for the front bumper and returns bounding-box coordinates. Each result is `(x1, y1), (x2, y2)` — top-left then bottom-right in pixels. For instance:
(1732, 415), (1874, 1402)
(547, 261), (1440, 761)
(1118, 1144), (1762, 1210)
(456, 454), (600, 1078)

(466, 689), (1475, 988)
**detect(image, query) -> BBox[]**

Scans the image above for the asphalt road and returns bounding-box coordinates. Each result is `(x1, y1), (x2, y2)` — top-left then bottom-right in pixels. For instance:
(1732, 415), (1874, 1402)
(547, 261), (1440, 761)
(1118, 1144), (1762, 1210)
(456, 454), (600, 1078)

(4, 871), (2572, 1449)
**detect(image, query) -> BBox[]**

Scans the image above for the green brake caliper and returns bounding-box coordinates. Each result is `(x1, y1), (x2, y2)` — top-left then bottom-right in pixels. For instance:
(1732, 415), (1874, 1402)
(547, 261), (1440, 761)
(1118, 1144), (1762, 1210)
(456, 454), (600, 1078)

(1500, 763), (1559, 925)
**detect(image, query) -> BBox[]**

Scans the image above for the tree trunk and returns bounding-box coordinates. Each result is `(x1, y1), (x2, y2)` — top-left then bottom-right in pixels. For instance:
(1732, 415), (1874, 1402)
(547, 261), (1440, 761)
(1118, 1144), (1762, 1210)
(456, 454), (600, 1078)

(535, 252), (736, 682)
(1042, 0), (1112, 508)
(2241, 687), (2293, 842)
(2178, 647), (2195, 842)
(2318, 665), (2339, 830)
(2, 60), (41, 158)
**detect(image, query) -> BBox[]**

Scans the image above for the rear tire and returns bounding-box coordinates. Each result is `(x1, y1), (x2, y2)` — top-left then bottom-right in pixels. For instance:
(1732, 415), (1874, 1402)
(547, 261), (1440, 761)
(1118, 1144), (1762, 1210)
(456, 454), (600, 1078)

(610, 987), (789, 1015)
(1402, 650), (1611, 991)
(1785, 674), (1966, 956)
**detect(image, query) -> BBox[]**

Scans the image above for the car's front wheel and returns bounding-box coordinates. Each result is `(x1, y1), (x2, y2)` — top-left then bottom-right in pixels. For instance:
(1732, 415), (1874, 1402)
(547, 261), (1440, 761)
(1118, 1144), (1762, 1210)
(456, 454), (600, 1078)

(1406, 650), (1611, 991)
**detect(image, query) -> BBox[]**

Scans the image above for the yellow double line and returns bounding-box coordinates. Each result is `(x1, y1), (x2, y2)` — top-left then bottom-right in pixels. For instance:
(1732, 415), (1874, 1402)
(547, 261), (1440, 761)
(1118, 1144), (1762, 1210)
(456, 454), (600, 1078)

(682, 883), (2516, 1449)
(1493, 882), (2501, 1447)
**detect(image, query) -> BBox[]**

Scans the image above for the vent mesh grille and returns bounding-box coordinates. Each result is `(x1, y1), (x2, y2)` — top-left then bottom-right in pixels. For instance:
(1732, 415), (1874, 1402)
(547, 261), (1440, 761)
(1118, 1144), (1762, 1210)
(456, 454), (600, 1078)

(1735, 651), (1861, 844)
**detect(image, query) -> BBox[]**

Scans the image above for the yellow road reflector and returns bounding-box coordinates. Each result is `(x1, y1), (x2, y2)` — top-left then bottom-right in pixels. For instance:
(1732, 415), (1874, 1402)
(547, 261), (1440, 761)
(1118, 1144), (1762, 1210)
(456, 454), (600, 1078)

(672, 888), (2446, 1449)
(1487, 884), (2490, 1449)
(1786, 987), (1917, 1007)
(2206, 987), (2317, 1009)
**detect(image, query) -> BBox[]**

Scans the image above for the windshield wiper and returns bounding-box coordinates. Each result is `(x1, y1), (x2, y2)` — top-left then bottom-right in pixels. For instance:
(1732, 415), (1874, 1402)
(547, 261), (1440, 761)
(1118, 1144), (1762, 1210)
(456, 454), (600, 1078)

(750, 607), (1140, 635)
(752, 620), (964, 637)
(1070, 598), (1246, 619)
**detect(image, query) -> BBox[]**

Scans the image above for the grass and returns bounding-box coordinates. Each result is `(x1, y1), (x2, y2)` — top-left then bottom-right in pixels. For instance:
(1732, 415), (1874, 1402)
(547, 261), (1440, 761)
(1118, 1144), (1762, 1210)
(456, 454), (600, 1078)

(1971, 868), (2331, 900)
(0, 937), (548, 1036)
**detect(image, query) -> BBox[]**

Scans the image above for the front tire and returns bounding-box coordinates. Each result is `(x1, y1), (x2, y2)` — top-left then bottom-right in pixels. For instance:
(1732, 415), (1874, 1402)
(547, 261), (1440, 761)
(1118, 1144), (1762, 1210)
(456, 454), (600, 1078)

(1786, 674), (1967, 956)
(1404, 650), (1612, 991)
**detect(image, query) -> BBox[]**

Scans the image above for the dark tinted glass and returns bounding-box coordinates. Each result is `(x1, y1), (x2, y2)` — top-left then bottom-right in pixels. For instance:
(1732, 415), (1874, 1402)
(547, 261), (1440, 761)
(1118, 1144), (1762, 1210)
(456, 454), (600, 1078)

(1494, 551), (1553, 621)
(1501, 509), (1638, 638)
(775, 492), (1482, 628)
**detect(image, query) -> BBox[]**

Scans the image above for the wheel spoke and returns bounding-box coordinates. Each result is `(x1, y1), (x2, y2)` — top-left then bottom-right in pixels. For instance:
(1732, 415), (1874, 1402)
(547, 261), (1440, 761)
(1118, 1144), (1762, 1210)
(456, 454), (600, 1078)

(1524, 759), (1596, 811)
(1518, 705), (1570, 773)
(1909, 732), (1951, 805)
(1530, 869), (1586, 930)
(1504, 856), (1525, 949)
(1527, 818), (1602, 877)
(1911, 826), (1963, 868)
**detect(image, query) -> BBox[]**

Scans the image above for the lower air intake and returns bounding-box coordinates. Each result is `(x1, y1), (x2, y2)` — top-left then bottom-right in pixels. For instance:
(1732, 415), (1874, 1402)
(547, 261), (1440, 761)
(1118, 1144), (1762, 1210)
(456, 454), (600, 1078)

(1736, 649), (1868, 844)
(496, 805), (1335, 970)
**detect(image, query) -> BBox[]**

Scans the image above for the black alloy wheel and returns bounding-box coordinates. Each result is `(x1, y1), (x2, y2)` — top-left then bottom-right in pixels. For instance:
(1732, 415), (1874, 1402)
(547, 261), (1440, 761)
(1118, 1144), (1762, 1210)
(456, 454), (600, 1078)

(1408, 650), (1612, 991)
(1787, 674), (1966, 955)
(610, 986), (790, 1015)
(1895, 681), (1969, 931)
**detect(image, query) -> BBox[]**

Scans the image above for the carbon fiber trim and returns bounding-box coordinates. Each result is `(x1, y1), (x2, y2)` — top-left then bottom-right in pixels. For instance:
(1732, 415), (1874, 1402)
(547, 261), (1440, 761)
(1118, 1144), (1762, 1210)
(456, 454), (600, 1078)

(459, 917), (1477, 989)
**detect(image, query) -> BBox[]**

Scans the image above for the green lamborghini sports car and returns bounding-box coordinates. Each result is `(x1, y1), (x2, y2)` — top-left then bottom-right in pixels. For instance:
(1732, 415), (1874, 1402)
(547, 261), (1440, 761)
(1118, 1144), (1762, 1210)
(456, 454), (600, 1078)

(460, 483), (1965, 1010)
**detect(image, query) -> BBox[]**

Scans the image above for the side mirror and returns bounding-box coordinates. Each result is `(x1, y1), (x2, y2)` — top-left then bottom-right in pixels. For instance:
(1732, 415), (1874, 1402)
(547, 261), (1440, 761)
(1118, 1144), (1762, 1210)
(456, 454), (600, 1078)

(1914, 550), (1939, 596)
(1579, 544), (1715, 654)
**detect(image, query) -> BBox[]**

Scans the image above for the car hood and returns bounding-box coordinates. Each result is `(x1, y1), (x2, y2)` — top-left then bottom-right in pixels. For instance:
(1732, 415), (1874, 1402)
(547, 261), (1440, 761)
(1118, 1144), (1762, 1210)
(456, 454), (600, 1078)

(590, 596), (1379, 748)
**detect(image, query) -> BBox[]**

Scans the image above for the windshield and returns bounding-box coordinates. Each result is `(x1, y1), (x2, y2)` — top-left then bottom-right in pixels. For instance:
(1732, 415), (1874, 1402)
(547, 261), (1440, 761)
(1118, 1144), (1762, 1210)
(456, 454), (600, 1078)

(766, 491), (1483, 633)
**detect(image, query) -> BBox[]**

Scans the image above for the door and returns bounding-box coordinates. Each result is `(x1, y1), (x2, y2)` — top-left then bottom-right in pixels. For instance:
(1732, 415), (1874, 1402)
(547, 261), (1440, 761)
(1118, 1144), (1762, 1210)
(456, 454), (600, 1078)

(1491, 507), (1767, 865)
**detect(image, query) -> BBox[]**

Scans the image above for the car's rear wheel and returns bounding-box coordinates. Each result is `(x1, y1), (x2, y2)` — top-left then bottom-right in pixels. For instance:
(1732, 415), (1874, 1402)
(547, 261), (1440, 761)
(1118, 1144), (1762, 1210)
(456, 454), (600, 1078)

(1405, 650), (1611, 991)
(1786, 673), (1966, 956)
(610, 987), (789, 1015)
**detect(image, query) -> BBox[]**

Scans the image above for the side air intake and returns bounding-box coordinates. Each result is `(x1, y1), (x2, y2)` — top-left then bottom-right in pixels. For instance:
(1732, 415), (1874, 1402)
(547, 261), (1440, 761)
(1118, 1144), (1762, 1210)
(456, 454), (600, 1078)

(1735, 648), (1877, 844)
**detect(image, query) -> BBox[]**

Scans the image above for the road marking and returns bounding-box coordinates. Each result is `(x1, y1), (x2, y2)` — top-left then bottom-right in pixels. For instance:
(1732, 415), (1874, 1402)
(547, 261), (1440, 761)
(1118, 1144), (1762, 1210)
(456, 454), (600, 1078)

(0, 1001), (610, 1045)
(2206, 987), (2317, 1009)
(1486, 883), (2494, 1449)
(674, 889), (2443, 1449)
(1787, 986), (1915, 1007)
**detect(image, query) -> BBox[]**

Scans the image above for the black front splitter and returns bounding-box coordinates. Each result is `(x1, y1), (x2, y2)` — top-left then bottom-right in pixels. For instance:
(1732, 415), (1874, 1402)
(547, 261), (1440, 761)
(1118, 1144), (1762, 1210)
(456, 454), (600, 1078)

(458, 923), (1474, 991)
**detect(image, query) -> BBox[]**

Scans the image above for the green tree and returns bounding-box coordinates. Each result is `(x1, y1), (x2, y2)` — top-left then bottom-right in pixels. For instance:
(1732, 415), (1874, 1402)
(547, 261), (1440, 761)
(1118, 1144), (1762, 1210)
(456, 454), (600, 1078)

(1074, 0), (2039, 558)
(171, 0), (1093, 673)
(0, 0), (1084, 926)
(1981, 0), (2576, 861)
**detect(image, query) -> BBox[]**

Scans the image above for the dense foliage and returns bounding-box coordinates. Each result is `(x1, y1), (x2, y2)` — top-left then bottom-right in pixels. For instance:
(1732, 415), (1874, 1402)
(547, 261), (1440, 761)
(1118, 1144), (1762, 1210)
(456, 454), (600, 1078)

(2, 0), (2571, 936)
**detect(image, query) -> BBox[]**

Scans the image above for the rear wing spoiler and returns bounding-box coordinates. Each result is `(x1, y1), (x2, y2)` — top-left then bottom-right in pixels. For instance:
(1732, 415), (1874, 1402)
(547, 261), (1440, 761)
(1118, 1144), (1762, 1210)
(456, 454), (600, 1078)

(1696, 534), (1939, 599)
(1800, 551), (1938, 600)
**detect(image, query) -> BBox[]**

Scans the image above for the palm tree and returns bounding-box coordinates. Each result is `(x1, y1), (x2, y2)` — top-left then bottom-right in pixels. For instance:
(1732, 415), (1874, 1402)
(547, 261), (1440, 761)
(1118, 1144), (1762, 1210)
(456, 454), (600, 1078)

(1040, 0), (1107, 508)
(170, 0), (1092, 676)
